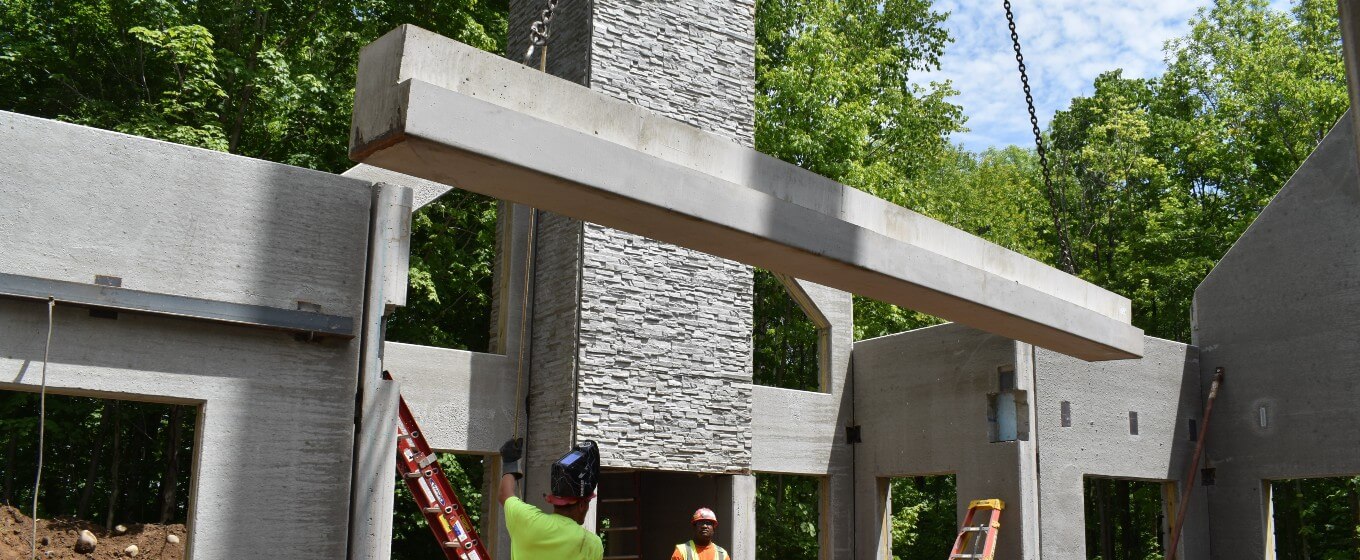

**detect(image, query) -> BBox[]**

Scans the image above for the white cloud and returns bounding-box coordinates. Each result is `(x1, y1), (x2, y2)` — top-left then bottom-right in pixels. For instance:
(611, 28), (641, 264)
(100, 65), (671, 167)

(914, 0), (1289, 151)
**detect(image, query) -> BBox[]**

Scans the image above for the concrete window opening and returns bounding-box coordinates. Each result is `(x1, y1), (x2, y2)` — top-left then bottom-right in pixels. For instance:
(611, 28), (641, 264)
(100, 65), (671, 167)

(392, 453), (486, 560)
(384, 188), (502, 353)
(756, 473), (822, 560)
(753, 269), (829, 392)
(1268, 476), (1360, 559)
(888, 474), (958, 558)
(0, 389), (196, 547)
(1082, 477), (1170, 560)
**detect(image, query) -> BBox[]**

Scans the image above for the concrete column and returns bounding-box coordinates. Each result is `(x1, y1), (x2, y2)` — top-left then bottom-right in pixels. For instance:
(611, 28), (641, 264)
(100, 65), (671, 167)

(347, 182), (413, 560)
(717, 474), (757, 560)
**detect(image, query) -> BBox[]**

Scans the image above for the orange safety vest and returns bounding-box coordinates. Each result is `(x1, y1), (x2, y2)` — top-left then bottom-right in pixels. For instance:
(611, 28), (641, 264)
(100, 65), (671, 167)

(676, 540), (729, 560)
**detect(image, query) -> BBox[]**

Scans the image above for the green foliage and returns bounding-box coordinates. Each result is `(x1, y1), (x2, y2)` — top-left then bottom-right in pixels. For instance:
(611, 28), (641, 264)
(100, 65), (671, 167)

(752, 269), (821, 391)
(0, 0), (507, 170)
(755, 474), (820, 560)
(889, 475), (957, 559)
(0, 390), (195, 526)
(755, 0), (966, 341)
(1082, 478), (1166, 560)
(1271, 477), (1360, 560)
(386, 192), (500, 351)
(392, 454), (486, 560)
(1040, 0), (1347, 342)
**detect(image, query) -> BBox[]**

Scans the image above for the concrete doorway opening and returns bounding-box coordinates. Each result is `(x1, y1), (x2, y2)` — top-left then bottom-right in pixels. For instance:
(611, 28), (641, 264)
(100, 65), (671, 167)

(756, 473), (822, 560)
(1082, 477), (1170, 560)
(888, 474), (957, 558)
(391, 453), (487, 560)
(597, 470), (741, 560)
(1269, 476), (1360, 559)
(0, 389), (196, 553)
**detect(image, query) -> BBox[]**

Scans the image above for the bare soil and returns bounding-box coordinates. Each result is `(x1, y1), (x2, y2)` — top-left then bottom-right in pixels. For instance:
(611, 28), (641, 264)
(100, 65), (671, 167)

(0, 505), (185, 560)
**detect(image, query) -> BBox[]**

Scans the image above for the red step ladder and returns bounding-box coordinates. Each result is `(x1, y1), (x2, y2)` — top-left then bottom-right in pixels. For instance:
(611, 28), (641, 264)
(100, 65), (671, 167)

(388, 372), (492, 560)
(948, 498), (1003, 560)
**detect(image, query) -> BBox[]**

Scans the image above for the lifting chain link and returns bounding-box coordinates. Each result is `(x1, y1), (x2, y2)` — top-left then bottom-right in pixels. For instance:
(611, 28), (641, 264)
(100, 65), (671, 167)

(1003, 0), (1077, 274)
(523, 0), (560, 68)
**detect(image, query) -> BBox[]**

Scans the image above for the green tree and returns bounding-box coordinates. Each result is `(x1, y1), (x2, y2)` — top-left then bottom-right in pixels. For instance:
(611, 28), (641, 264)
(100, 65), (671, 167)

(890, 475), (957, 559)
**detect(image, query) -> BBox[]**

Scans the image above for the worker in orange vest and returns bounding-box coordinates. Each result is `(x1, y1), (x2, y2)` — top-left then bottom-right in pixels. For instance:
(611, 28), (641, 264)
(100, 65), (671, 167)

(671, 508), (729, 560)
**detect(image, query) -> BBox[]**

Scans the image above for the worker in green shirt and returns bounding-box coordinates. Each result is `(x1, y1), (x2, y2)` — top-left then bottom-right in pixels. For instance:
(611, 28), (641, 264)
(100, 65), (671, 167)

(498, 437), (604, 560)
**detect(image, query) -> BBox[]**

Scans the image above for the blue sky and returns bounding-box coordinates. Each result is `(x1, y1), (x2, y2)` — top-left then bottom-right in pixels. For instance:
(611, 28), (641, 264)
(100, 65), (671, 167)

(925, 0), (1295, 152)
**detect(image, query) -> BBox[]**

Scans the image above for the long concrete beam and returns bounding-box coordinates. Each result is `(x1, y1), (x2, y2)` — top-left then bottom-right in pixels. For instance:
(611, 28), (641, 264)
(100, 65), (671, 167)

(349, 25), (1143, 361)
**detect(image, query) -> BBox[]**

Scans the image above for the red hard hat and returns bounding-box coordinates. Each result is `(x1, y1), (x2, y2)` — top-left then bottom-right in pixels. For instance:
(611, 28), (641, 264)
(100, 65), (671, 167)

(691, 507), (718, 526)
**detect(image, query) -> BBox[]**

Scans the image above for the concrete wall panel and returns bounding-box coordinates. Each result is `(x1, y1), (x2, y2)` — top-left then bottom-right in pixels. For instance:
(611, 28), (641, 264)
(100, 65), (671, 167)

(852, 324), (1038, 559)
(0, 111), (371, 317)
(383, 343), (516, 454)
(1194, 111), (1360, 558)
(0, 303), (359, 559)
(1034, 338), (1209, 559)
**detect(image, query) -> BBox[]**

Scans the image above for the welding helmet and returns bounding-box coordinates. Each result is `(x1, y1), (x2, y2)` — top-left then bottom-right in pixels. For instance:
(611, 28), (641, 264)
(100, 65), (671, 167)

(548, 440), (600, 505)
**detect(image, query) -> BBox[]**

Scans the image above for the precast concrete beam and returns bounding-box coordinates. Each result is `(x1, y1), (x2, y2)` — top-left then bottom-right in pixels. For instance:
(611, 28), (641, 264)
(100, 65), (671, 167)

(350, 25), (1144, 361)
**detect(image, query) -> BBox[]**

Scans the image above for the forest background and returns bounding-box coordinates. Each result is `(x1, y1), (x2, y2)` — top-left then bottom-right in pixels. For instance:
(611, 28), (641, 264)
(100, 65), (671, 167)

(0, 0), (1354, 558)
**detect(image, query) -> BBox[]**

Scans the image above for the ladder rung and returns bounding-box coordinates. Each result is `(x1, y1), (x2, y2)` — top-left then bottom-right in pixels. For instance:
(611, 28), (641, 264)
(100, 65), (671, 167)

(961, 526), (986, 531)
(600, 498), (636, 503)
(951, 555), (985, 559)
(603, 526), (639, 532)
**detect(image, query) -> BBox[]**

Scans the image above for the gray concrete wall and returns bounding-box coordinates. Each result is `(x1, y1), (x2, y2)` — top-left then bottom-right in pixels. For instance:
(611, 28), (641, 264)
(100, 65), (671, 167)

(851, 323), (1039, 559)
(0, 112), (373, 558)
(1034, 338), (1210, 559)
(1193, 111), (1360, 559)
(751, 279), (854, 559)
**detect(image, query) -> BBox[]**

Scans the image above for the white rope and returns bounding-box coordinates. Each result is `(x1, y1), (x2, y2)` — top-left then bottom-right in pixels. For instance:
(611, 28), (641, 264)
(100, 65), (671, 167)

(31, 297), (54, 559)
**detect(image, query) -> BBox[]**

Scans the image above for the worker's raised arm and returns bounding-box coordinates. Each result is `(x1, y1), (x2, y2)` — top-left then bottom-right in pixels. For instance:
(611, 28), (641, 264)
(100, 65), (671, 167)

(498, 438), (524, 505)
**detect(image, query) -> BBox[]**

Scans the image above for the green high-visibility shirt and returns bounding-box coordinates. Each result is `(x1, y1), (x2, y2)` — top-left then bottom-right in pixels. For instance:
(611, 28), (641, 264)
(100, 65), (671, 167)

(504, 496), (604, 560)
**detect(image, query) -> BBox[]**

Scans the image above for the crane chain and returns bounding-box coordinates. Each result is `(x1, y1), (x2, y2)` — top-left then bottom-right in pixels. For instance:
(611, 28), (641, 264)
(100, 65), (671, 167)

(523, 0), (560, 68)
(1003, 0), (1076, 274)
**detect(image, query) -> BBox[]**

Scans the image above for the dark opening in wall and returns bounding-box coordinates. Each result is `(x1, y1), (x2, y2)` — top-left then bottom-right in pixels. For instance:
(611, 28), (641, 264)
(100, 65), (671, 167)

(889, 474), (957, 558)
(1270, 476), (1360, 559)
(392, 453), (486, 560)
(757, 473), (821, 560)
(1082, 477), (1169, 560)
(752, 269), (826, 392)
(385, 190), (500, 353)
(0, 389), (196, 550)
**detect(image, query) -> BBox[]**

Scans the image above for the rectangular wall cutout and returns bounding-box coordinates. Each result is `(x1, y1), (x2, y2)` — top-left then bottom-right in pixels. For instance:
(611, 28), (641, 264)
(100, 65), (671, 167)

(888, 475), (957, 559)
(1083, 477), (1171, 559)
(0, 389), (197, 552)
(1129, 411), (1139, 435)
(1061, 401), (1072, 427)
(1270, 476), (1360, 559)
(756, 473), (822, 560)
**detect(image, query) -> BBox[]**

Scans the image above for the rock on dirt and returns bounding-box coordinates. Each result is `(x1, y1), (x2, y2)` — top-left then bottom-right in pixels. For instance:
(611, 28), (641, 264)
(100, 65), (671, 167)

(0, 504), (186, 559)
(124, 544), (140, 556)
(75, 530), (97, 553)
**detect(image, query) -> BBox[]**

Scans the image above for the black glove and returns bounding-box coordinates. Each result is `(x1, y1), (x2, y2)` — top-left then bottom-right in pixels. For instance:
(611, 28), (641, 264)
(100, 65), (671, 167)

(500, 437), (524, 479)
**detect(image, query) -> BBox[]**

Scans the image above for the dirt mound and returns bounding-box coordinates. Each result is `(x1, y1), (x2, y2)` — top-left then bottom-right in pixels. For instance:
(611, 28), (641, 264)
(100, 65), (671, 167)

(0, 505), (185, 559)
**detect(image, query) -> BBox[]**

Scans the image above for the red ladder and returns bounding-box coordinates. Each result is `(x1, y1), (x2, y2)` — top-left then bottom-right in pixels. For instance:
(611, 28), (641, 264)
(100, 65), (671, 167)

(389, 372), (492, 560)
(948, 498), (1003, 560)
